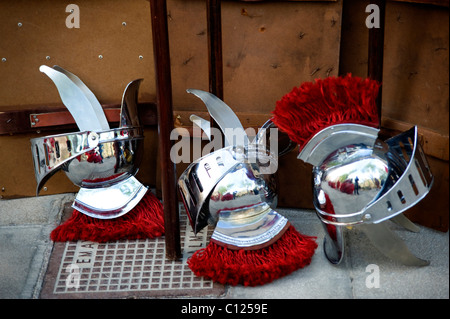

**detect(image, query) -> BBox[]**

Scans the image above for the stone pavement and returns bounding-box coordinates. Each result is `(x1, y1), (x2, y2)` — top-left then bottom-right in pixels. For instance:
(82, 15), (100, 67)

(0, 193), (448, 299)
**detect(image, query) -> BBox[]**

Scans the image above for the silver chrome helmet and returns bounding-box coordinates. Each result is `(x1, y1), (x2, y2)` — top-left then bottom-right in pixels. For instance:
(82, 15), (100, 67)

(178, 90), (291, 249)
(30, 66), (147, 219)
(302, 123), (433, 266)
(178, 143), (288, 249)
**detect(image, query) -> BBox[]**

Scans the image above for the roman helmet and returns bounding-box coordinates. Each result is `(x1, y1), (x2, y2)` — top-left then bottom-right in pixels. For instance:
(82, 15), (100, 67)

(303, 123), (433, 266)
(271, 75), (434, 266)
(178, 89), (294, 249)
(30, 66), (147, 219)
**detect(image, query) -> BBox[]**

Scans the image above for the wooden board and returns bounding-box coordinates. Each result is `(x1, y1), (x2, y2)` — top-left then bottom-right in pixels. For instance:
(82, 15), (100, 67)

(168, 0), (342, 114)
(0, 0), (447, 231)
(0, 0), (156, 110)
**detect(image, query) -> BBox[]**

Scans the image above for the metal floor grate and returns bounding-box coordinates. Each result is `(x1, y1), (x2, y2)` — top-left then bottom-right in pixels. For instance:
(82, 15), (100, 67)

(41, 205), (223, 298)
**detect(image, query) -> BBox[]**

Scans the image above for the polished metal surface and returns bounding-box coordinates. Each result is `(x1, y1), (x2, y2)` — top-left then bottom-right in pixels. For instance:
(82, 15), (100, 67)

(73, 176), (148, 219)
(31, 67), (147, 219)
(190, 114), (212, 141)
(298, 123), (379, 167)
(52, 65), (110, 130)
(255, 119), (296, 157)
(360, 223), (429, 266)
(186, 89), (249, 147)
(178, 146), (283, 249)
(62, 130), (144, 188)
(391, 213), (420, 233)
(178, 146), (245, 234)
(208, 161), (277, 219)
(322, 225), (345, 265)
(39, 65), (109, 131)
(178, 90), (288, 248)
(308, 125), (433, 266)
(211, 202), (288, 250)
(31, 127), (144, 194)
(120, 79), (143, 128)
(312, 141), (390, 226)
(313, 126), (433, 226)
(365, 126), (434, 222)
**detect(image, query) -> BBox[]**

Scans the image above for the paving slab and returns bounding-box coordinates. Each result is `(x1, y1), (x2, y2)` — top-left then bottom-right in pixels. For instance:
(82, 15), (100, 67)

(228, 208), (449, 299)
(0, 193), (75, 299)
(227, 208), (354, 299)
(1, 194), (448, 299)
(346, 223), (449, 299)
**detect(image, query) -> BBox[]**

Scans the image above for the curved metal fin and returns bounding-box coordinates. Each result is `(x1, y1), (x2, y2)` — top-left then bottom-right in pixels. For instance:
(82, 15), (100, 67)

(255, 119), (296, 157)
(186, 89), (249, 147)
(39, 65), (108, 132)
(360, 223), (429, 266)
(120, 79), (143, 128)
(52, 65), (110, 130)
(391, 214), (420, 233)
(190, 114), (212, 141)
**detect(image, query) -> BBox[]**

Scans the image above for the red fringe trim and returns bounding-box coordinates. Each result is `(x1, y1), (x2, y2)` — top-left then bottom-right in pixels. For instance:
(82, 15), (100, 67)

(50, 190), (165, 242)
(187, 225), (318, 286)
(272, 74), (380, 151)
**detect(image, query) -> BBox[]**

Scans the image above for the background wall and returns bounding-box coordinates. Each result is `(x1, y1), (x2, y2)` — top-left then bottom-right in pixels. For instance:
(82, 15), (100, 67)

(338, 0), (449, 230)
(0, 0), (448, 230)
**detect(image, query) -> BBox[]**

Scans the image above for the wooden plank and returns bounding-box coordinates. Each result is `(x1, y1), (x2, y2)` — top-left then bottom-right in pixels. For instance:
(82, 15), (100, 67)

(393, 0), (449, 7)
(206, 0), (225, 147)
(207, 0), (224, 100)
(0, 0), (155, 112)
(150, 0), (181, 261)
(30, 108), (121, 128)
(3, 106), (447, 162)
(225, 0), (337, 2)
(368, 0), (386, 125)
(227, 0), (448, 5)
(0, 103), (157, 135)
(168, 0), (342, 115)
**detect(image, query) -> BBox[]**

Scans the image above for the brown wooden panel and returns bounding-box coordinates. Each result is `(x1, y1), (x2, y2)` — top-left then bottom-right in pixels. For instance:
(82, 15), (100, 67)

(393, 0), (449, 7)
(382, 1), (449, 135)
(0, 0), (156, 110)
(29, 108), (121, 128)
(0, 103), (157, 135)
(404, 156), (449, 232)
(339, 0), (449, 138)
(1, 0), (446, 231)
(234, 0), (448, 6)
(338, 0), (449, 231)
(167, 0), (342, 114)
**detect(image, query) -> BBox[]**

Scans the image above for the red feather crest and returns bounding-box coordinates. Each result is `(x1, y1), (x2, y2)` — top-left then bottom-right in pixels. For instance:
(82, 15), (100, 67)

(272, 74), (380, 151)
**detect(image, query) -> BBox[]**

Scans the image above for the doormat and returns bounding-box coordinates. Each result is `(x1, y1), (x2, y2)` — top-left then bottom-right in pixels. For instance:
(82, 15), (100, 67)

(39, 205), (225, 299)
